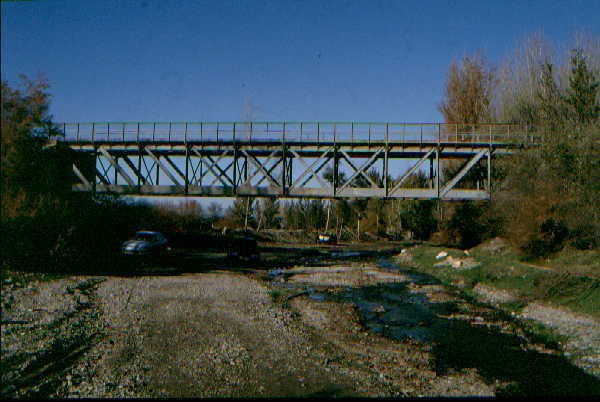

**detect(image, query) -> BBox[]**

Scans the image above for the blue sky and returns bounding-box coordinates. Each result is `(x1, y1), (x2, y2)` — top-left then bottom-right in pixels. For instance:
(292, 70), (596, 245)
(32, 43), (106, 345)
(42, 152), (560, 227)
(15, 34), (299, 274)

(3, 0), (599, 124)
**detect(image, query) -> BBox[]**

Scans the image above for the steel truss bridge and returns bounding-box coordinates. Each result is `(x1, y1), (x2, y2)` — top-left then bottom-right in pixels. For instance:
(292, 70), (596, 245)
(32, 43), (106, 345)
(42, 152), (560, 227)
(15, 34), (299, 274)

(55, 122), (537, 200)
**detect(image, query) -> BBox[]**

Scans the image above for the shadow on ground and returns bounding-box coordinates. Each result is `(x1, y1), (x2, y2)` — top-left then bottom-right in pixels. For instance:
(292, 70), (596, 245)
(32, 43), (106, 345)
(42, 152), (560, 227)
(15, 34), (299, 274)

(330, 265), (600, 397)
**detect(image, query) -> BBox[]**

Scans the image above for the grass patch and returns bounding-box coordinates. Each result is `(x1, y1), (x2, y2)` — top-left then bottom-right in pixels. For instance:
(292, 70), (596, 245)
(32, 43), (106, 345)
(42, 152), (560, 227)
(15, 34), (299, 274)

(401, 243), (600, 319)
(1, 269), (65, 287)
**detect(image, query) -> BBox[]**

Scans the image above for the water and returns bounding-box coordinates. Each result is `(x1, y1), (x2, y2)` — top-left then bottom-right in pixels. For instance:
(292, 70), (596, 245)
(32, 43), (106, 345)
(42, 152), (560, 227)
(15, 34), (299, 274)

(268, 257), (600, 396)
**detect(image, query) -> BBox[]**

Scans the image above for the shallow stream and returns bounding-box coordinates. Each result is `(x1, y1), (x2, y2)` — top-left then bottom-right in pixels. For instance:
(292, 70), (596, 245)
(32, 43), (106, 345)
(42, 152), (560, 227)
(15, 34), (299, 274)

(269, 256), (600, 396)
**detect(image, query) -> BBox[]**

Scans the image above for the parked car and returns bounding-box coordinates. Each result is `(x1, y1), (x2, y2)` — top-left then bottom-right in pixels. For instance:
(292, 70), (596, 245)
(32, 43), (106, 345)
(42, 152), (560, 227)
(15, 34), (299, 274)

(122, 230), (169, 256)
(318, 232), (337, 245)
(226, 236), (260, 260)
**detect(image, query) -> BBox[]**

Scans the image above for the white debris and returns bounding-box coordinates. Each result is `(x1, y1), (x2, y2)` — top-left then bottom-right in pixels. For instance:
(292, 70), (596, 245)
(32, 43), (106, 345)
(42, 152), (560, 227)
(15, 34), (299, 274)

(435, 251), (448, 260)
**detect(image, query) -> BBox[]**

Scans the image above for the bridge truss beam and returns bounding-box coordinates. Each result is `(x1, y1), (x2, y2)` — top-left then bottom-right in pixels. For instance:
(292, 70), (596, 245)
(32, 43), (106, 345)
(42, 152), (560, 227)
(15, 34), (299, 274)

(68, 141), (508, 200)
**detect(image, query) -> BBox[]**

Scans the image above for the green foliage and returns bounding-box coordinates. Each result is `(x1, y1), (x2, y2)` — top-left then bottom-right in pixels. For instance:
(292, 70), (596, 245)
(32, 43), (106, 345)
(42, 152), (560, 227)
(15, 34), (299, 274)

(447, 201), (503, 249)
(523, 218), (570, 259)
(400, 200), (438, 240)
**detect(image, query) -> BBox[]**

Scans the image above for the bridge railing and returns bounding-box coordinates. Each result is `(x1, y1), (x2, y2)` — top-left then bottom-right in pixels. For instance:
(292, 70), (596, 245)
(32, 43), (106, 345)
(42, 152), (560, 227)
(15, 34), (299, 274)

(54, 122), (538, 145)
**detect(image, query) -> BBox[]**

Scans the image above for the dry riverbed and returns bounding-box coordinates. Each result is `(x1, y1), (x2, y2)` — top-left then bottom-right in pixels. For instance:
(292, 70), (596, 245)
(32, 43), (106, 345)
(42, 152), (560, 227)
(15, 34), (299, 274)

(2, 256), (598, 397)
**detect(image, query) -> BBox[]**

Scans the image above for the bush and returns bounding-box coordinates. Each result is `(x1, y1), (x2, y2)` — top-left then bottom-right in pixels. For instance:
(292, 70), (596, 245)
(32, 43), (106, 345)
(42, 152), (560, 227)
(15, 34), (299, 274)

(524, 218), (570, 258)
(446, 201), (503, 249)
(401, 200), (438, 240)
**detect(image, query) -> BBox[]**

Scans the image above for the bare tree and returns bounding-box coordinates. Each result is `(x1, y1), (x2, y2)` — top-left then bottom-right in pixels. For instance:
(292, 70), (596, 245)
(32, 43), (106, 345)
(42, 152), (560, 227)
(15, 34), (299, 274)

(439, 53), (496, 124)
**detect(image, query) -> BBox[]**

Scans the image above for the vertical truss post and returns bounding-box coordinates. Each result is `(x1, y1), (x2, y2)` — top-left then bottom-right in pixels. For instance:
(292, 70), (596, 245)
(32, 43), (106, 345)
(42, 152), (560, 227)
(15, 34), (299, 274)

(185, 145), (190, 195)
(233, 123), (238, 194)
(183, 123), (190, 194)
(384, 124), (389, 197)
(155, 151), (159, 185)
(487, 147), (492, 199)
(137, 144), (142, 192)
(435, 147), (440, 199)
(429, 157), (434, 189)
(92, 145), (97, 195)
(233, 147), (239, 195)
(333, 146), (339, 197)
(282, 122), (287, 195)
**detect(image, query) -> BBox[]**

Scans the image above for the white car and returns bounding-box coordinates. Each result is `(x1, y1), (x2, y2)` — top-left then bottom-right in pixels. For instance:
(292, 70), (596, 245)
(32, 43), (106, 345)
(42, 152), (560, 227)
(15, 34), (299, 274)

(122, 231), (169, 256)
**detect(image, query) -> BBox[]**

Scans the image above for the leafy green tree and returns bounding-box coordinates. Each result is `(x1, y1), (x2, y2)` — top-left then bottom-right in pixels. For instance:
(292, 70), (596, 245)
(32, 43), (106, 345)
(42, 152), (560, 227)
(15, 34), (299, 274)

(400, 200), (438, 241)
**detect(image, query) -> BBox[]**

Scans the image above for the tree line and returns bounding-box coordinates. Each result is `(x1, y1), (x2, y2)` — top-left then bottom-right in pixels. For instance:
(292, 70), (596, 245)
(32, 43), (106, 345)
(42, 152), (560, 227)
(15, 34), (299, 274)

(1, 33), (598, 274)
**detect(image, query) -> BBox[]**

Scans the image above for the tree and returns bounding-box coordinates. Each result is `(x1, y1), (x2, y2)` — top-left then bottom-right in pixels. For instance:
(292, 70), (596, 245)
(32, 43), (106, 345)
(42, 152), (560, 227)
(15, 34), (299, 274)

(1, 76), (67, 219)
(563, 48), (600, 126)
(257, 198), (281, 230)
(206, 202), (223, 220)
(225, 197), (256, 230)
(401, 200), (438, 241)
(439, 54), (495, 125)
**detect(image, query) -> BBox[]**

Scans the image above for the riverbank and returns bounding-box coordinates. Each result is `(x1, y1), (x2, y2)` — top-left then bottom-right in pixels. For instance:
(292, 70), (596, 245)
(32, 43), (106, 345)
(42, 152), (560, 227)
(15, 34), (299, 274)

(395, 239), (600, 377)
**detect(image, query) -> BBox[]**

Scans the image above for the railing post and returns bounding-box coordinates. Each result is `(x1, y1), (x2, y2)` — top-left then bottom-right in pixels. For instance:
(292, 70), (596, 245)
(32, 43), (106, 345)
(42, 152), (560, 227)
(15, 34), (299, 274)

(317, 122), (320, 143)
(76, 123), (80, 142)
(92, 123), (95, 143)
(216, 122), (220, 142)
(300, 122), (303, 141)
(233, 122), (236, 143)
(351, 122), (354, 142)
(385, 123), (389, 144)
(420, 124), (423, 144)
(122, 123), (126, 141)
(333, 123), (337, 144)
(168, 122), (172, 142)
(107, 123), (110, 141)
(200, 122), (203, 142)
(184, 122), (188, 143)
(152, 122), (156, 142)
(137, 122), (140, 143)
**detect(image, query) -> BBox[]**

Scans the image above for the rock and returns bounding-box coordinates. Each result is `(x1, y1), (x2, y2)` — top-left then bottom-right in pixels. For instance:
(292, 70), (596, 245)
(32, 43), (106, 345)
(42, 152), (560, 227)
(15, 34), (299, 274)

(372, 305), (386, 314)
(436, 251), (448, 260)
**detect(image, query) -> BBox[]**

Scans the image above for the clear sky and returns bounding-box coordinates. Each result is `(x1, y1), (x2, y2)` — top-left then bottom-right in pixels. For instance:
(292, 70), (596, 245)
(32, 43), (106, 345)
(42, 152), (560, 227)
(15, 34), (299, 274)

(2, 0), (599, 124)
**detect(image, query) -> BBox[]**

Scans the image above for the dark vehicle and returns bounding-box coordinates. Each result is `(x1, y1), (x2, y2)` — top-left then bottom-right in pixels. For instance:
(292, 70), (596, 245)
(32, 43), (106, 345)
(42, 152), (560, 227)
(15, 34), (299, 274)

(318, 232), (337, 245)
(122, 230), (169, 256)
(226, 236), (260, 260)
